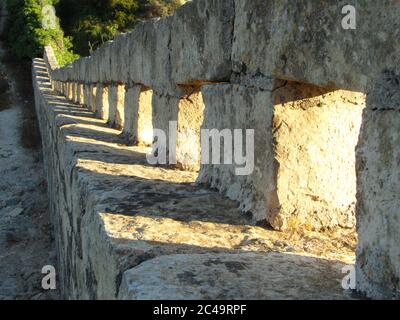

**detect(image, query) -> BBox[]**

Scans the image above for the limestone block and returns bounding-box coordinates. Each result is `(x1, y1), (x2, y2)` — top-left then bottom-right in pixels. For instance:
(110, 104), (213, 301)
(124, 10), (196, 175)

(127, 23), (145, 85)
(356, 70), (400, 299)
(232, 0), (400, 92)
(89, 49), (101, 83)
(77, 83), (84, 105)
(152, 91), (180, 141)
(52, 68), (61, 81)
(136, 89), (154, 146)
(122, 86), (141, 143)
(128, 18), (173, 91)
(115, 85), (125, 130)
(84, 84), (92, 107)
(71, 59), (81, 82)
(170, 0), (234, 84)
(107, 84), (125, 129)
(200, 82), (364, 230)
(176, 88), (204, 171)
(123, 85), (153, 146)
(110, 33), (129, 83)
(98, 41), (113, 83)
(118, 253), (349, 300)
(66, 82), (72, 100)
(198, 84), (275, 223)
(63, 64), (73, 82)
(78, 57), (89, 82)
(71, 82), (78, 103)
(89, 84), (97, 112)
(95, 84), (109, 120)
(271, 81), (365, 230)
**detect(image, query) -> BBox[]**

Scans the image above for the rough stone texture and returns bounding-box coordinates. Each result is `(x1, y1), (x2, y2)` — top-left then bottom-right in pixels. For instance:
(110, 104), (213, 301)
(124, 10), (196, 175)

(50, 0), (235, 88)
(122, 85), (141, 143)
(109, 33), (128, 83)
(151, 91), (180, 160)
(43, 45), (59, 74)
(33, 58), (356, 299)
(198, 83), (276, 223)
(199, 82), (365, 231)
(98, 41), (113, 83)
(37, 0), (400, 299)
(95, 84), (109, 121)
(119, 252), (351, 300)
(232, 0), (400, 92)
(108, 84), (125, 130)
(72, 82), (79, 103)
(271, 81), (365, 231)
(356, 70), (400, 299)
(176, 88), (204, 171)
(77, 83), (84, 105)
(170, 0), (234, 84)
(128, 17), (174, 92)
(136, 88), (153, 146)
(89, 84), (97, 112)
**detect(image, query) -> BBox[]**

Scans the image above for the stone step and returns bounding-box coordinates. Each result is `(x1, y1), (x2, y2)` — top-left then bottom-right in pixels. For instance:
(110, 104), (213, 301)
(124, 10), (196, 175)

(118, 252), (353, 300)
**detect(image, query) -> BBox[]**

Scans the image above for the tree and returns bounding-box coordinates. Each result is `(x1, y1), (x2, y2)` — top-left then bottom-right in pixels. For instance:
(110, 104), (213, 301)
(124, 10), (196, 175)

(56, 0), (184, 56)
(5, 0), (78, 66)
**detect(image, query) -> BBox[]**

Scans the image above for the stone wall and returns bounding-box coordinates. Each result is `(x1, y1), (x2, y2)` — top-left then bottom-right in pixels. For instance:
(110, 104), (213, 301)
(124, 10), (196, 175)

(36, 0), (400, 299)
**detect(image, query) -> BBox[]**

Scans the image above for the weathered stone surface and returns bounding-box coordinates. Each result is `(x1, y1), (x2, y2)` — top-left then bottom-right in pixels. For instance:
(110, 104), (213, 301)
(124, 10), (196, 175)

(271, 81), (365, 230)
(176, 88), (204, 171)
(98, 41), (113, 83)
(78, 57), (89, 82)
(78, 83), (84, 105)
(89, 49), (101, 83)
(33, 58), (356, 299)
(200, 82), (364, 231)
(170, 0), (234, 84)
(128, 18), (174, 92)
(199, 83), (276, 224)
(151, 91), (180, 159)
(110, 33), (129, 83)
(356, 71), (400, 299)
(95, 84), (109, 120)
(43, 45), (59, 77)
(122, 85), (141, 143)
(88, 84), (97, 112)
(39, 0), (400, 299)
(123, 86), (153, 146)
(107, 84), (125, 129)
(119, 252), (351, 300)
(232, 0), (400, 92)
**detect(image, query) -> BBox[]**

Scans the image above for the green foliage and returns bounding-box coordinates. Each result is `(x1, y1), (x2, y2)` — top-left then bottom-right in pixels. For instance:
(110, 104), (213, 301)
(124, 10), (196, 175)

(5, 0), (78, 66)
(57, 0), (184, 56)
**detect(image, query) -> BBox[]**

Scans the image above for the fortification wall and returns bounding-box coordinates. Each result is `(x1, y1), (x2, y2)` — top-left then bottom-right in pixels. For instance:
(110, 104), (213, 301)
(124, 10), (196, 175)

(34, 0), (400, 299)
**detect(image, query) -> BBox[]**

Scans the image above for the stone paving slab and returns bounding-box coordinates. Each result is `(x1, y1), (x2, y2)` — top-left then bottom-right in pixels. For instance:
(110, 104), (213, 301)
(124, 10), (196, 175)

(119, 252), (353, 300)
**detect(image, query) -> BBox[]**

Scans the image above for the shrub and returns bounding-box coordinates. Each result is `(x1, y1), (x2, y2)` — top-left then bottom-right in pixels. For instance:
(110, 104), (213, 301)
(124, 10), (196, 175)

(57, 0), (184, 56)
(6, 0), (78, 66)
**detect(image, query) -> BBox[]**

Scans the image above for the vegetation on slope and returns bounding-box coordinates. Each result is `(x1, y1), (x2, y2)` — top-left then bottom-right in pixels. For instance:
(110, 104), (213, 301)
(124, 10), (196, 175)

(5, 0), (184, 65)
(5, 0), (78, 66)
(56, 0), (184, 56)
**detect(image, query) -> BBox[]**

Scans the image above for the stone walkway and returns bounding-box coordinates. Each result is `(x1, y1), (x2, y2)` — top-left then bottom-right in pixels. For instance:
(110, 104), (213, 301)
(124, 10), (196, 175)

(34, 57), (358, 299)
